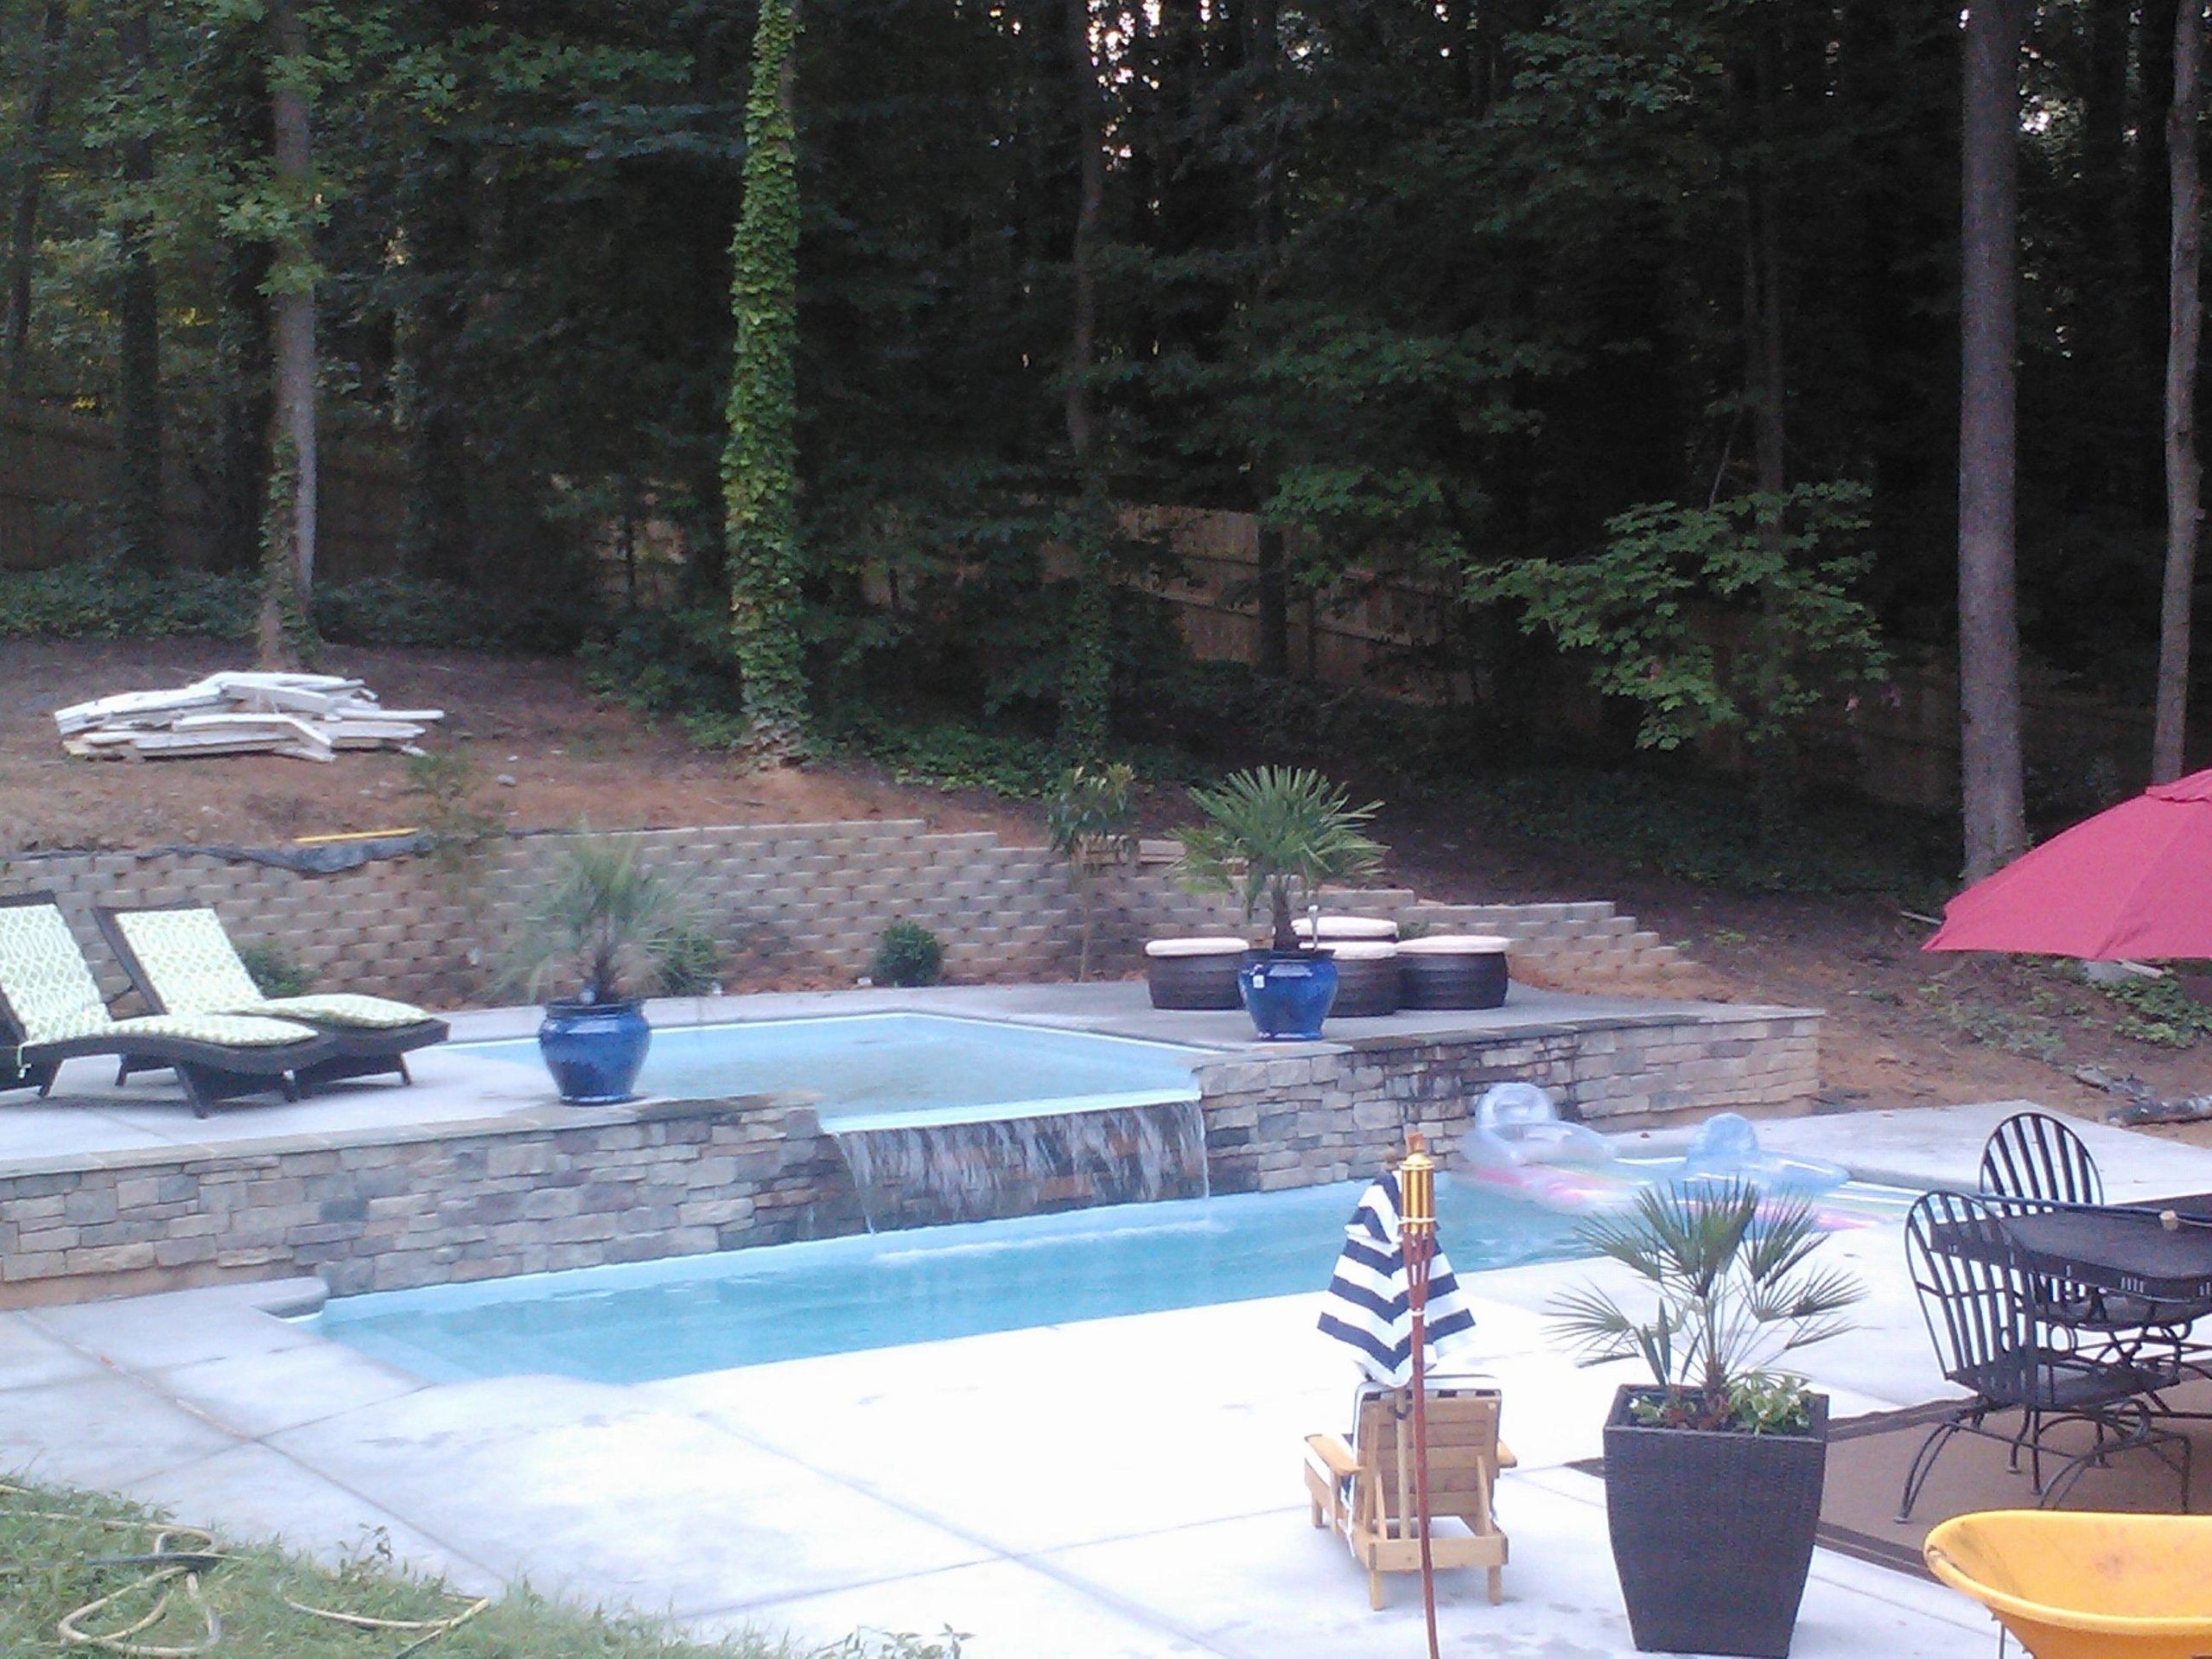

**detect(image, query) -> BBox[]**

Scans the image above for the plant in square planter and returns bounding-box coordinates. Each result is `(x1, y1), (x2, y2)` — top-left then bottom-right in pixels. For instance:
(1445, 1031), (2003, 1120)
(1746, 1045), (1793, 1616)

(509, 831), (702, 1104)
(1175, 767), (1384, 1040)
(1548, 1181), (1863, 1659)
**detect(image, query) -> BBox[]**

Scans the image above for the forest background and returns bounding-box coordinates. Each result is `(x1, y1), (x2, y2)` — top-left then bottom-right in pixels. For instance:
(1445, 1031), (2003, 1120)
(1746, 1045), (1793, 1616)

(1, 0), (2203, 880)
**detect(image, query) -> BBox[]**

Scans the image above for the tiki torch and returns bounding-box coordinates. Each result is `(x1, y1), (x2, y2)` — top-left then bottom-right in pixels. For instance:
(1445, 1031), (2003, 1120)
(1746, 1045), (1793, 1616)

(1400, 1132), (1441, 1659)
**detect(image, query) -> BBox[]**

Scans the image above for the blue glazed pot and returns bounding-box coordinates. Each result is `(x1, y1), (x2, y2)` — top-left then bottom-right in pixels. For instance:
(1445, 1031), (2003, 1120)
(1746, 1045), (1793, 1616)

(537, 999), (652, 1104)
(1236, 950), (1339, 1040)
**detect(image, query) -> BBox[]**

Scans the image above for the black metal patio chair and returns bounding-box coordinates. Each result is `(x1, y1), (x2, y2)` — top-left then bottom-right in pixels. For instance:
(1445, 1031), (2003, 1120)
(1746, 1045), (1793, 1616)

(1980, 1110), (2104, 1206)
(1898, 1188), (2192, 1521)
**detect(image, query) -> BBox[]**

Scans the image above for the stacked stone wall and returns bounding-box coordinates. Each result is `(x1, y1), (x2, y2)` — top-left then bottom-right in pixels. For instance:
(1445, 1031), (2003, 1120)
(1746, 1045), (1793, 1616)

(0, 1004), (1815, 1306)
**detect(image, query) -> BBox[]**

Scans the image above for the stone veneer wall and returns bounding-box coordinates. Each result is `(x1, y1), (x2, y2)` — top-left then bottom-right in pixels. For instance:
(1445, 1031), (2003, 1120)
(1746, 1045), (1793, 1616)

(0, 1005), (1815, 1306)
(3, 821), (1687, 1011)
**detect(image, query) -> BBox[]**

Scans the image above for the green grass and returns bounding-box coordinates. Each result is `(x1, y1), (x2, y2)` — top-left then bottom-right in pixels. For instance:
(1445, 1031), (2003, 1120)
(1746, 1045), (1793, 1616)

(0, 1478), (962, 1659)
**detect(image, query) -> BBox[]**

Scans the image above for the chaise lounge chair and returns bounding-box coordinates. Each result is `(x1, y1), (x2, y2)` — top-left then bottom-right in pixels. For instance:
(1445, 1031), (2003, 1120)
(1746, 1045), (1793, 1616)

(0, 893), (336, 1117)
(1302, 1382), (1514, 1608)
(93, 902), (447, 1093)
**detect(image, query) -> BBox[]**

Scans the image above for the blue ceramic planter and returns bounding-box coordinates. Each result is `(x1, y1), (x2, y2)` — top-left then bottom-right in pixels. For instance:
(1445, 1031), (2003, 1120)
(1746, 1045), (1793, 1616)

(1236, 950), (1339, 1040)
(537, 999), (652, 1104)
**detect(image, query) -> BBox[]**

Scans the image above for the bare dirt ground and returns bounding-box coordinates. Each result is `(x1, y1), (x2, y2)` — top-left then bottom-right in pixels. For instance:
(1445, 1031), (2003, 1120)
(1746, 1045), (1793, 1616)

(0, 639), (1037, 854)
(4, 639), (2204, 1128)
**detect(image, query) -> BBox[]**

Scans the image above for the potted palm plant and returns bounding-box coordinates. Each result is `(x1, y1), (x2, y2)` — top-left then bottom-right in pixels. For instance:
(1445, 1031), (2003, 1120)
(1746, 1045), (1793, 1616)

(511, 831), (700, 1104)
(1548, 1181), (1861, 1659)
(1175, 766), (1385, 1039)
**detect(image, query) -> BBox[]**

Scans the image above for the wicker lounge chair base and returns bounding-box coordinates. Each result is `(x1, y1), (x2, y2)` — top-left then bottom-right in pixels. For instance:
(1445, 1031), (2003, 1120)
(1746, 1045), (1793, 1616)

(12, 1033), (316, 1117)
(117, 1020), (442, 1094)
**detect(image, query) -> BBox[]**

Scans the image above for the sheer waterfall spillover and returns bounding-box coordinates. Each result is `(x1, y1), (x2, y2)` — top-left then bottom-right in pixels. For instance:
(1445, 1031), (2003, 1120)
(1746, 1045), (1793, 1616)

(831, 1099), (1211, 1231)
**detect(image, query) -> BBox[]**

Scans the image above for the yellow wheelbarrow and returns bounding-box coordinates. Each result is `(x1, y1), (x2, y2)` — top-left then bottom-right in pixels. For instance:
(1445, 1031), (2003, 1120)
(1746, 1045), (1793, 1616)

(1924, 1510), (2212, 1659)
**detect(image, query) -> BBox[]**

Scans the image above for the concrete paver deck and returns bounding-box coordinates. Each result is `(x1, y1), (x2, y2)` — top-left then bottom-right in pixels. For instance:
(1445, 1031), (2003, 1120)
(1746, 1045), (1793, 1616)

(9, 1099), (2202, 1656)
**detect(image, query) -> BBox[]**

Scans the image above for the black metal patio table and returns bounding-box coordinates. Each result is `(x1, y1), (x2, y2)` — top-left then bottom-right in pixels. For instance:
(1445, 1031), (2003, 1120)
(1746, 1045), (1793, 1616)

(2000, 1199), (2212, 1306)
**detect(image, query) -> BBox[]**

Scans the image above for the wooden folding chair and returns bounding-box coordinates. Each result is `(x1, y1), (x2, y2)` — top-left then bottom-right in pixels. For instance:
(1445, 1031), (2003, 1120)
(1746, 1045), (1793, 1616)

(1302, 1383), (1514, 1609)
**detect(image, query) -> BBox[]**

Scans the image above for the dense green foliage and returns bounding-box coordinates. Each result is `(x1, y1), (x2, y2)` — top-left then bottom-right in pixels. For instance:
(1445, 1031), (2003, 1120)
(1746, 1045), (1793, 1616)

(722, 0), (808, 756)
(0, 0), (2194, 806)
(236, 940), (314, 999)
(870, 919), (944, 987)
(0, 563), (574, 650)
(0, 1477), (958, 1659)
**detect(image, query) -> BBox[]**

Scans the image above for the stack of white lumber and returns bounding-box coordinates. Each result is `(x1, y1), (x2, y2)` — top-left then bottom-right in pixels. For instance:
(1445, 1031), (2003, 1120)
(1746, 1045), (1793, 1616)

(54, 673), (445, 764)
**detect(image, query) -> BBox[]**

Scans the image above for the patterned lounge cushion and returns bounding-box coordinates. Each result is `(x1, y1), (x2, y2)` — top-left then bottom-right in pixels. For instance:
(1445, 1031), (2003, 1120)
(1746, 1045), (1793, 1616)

(115, 909), (429, 1028)
(0, 904), (111, 1048)
(106, 1012), (321, 1048)
(111, 907), (265, 1014)
(243, 993), (429, 1030)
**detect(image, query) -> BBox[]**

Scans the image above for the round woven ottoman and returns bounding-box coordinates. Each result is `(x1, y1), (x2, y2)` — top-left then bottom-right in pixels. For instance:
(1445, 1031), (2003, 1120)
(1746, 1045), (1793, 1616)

(1398, 933), (1511, 1010)
(1325, 939), (1402, 1017)
(1143, 936), (1249, 1010)
(1292, 914), (1400, 945)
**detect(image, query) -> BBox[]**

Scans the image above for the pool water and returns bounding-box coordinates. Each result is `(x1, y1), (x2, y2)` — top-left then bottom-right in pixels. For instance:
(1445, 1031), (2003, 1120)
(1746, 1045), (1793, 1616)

(307, 1175), (1591, 1384)
(454, 1012), (1209, 1129)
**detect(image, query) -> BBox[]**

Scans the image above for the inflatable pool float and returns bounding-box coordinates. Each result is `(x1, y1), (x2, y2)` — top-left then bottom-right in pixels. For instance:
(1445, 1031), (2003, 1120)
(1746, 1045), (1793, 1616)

(1673, 1112), (1847, 1195)
(1460, 1095), (1873, 1230)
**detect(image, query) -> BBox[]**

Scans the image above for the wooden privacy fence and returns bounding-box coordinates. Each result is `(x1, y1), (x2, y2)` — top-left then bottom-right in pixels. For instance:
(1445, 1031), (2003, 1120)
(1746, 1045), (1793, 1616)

(0, 401), (2162, 812)
(1130, 505), (2164, 812)
(0, 399), (402, 580)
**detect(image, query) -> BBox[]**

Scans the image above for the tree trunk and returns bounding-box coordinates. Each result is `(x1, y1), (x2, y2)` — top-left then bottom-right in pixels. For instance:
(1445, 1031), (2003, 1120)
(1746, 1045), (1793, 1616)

(1957, 0), (2031, 879)
(1056, 0), (1113, 758)
(257, 0), (318, 667)
(2, 0), (67, 395)
(1247, 0), (1291, 680)
(2157, 1), (2207, 783)
(116, 5), (163, 569)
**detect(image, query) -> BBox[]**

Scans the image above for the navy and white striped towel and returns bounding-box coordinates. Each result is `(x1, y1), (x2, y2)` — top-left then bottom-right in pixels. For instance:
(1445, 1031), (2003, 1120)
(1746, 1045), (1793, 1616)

(1316, 1170), (1478, 1387)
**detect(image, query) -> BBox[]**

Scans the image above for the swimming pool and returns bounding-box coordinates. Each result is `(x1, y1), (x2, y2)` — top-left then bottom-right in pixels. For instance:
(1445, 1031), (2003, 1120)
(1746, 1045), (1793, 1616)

(454, 1012), (1211, 1129)
(306, 1175), (1592, 1384)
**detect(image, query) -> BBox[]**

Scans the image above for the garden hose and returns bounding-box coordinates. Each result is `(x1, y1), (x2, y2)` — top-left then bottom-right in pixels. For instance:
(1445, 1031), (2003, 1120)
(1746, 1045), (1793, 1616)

(0, 1484), (488, 1656)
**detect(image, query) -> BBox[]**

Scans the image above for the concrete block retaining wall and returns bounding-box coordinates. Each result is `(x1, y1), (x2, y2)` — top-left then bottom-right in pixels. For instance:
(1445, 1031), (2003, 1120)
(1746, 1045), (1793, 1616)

(0, 1005), (1815, 1306)
(3, 821), (1687, 1011)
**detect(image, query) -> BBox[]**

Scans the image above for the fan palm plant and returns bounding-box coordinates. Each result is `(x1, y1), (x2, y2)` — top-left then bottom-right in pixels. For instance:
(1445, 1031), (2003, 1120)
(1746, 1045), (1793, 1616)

(1175, 766), (1386, 952)
(1547, 1179), (1861, 1432)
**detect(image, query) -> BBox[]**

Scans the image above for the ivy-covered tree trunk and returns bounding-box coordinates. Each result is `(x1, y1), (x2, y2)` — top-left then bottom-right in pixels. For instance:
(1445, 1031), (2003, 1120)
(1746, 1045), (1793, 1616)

(722, 0), (808, 761)
(1056, 0), (1112, 759)
(2, 0), (66, 395)
(257, 0), (319, 669)
(116, 4), (164, 570)
(2155, 0), (2206, 784)
(1957, 0), (2030, 880)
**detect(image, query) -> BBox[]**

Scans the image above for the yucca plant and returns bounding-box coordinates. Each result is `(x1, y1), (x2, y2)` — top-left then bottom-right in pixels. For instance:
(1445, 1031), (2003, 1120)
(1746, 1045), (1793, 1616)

(1547, 1180), (1861, 1433)
(1175, 766), (1386, 952)
(510, 831), (700, 1005)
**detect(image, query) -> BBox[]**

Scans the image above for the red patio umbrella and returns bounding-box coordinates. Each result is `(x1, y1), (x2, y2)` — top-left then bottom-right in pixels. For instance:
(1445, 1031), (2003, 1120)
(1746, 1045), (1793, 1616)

(1924, 767), (2212, 960)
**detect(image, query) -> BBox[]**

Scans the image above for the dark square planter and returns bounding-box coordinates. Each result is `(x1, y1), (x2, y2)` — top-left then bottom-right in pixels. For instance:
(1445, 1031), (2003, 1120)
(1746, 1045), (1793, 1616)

(1601, 1384), (1829, 1658)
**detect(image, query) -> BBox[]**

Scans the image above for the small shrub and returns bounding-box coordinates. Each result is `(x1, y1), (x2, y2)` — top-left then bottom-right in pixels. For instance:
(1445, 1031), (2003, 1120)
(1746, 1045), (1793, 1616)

(237, 942), (315, 999)
(871, 920), (944, 987)
(660, 924), (725, 996)
(403, 750), (503, 871)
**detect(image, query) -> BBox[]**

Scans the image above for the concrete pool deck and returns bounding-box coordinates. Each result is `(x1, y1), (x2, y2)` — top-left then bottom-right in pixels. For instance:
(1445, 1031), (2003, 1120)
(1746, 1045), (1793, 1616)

(5, 1100), (2210, 1657)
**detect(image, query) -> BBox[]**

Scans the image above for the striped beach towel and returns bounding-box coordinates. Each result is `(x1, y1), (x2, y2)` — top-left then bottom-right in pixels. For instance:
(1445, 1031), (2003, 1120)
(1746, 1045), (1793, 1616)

(1317, 1169), (1479, 1386)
